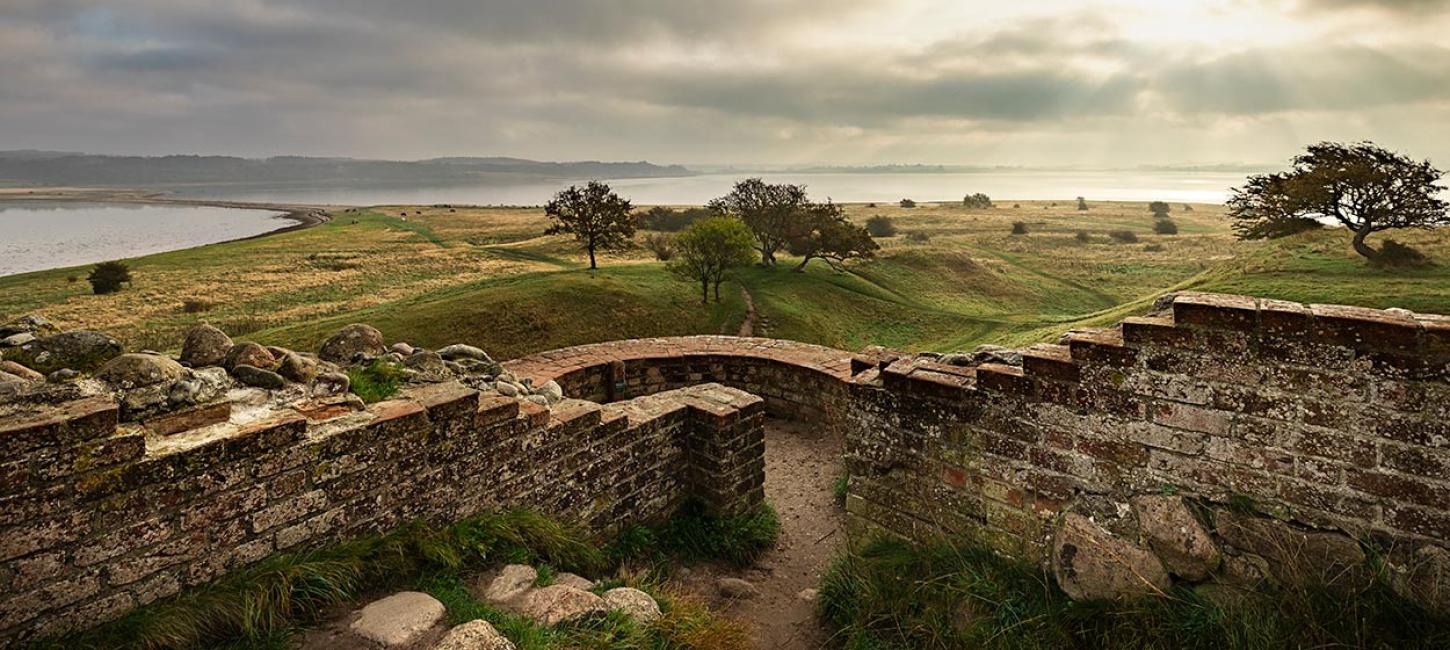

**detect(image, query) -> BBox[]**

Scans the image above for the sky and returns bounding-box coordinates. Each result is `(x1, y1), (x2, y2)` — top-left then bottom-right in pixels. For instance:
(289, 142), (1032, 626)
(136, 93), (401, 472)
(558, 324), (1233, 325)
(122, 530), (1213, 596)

(3, 0), (1449, 167)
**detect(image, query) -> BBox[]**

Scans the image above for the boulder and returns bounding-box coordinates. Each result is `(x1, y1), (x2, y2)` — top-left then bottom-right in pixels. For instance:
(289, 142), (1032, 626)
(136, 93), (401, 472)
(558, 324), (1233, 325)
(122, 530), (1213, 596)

(348, 591), (446, 648)
(276, 352), (319, 383)
(515, 585), (607, 626)
(319, 323), (385, 363)
(1214, 510), (1370, 589)
(1132, 495), (1220, 581)
(96, 353), (185, 389)
(47, 369), (80, 383)
(482, 564), (537, 604)
(389, 342), (416, 356)
(1392, 545), (1450, 615)
(717, 577), (759, 599)
(9, 330), (123, 374)
(403, 350), (453, 383)
(180, 324), (232, 367)
(0, 314), (56, 338)
(224, 342), (276, 371)
(232, 365), (287, 389)
(524, 394), (549, 406)
(1, 333), (36, 348)
(0, 360), (44, 382)
(552, 572), (595, 591)
(0, 370), (22, 384)
(602, 587), (661, 624)
(438, 343), (492, 362)
(433, 619), (515, 650)
(534, 380), (563, 404)
(494, 381), (520, 397)
(1052, 513), (1170, 600)
(167, 367), (231, 410)
(312, 372), (351, 397)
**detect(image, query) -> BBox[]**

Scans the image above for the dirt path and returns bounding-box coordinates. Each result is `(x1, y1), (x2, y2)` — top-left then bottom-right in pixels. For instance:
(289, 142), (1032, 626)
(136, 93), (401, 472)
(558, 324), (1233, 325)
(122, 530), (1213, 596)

(676, 418), (844, 649)
(738, 287), (760, 337)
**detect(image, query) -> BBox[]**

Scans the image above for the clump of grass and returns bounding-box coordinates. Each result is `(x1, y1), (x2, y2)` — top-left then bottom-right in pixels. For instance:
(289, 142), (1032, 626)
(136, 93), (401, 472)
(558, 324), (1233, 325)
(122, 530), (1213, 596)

(832, 469), (850, 508)
(1109, 229), (1140, 243)
(181, 298), (215, 313)
(39, 509), (604, 650)
(346, 360), (404, 403)
(819, 536), (1450, 650)
(611, 499), (780, 568)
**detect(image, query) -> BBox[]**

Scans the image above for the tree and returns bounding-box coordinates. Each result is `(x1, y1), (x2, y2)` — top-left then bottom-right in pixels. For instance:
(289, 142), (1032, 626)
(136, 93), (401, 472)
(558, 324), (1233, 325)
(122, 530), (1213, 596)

(1228, 141), (1449, 260)
(786, 202), (880, 272)
(638, 206), (711, 232)
(1077, 197), (1089, 211)
(87, 260), (131, 295)
(668, 217), (756, 304)
(866, 215), (897, 237)
(643, 233), (674, 261)
(963, 193), (993, 209)
(1149, 201), (1172, 219)
(707, 178), (811, 266)
(544, 181), (635, 269)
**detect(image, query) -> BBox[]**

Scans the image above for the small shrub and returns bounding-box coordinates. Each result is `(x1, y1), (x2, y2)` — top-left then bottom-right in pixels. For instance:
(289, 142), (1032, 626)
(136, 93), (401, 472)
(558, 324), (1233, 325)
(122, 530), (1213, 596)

(643, 233), (675, 261)
(905, 231), (931, 243)
(1144, 243), (1166, 252)
(899, 198), (916, 208)
(1154, 218), (1180, 235)
(66, 275), (79, 284)
(1077, 196), (1089, 211)
(1012, 203), (1021, 209)
(963, 193), (993, 209)
(87, 260), (131, 295)
(1011, 221), (1029, 235)
(1109, 230), (1139, 243)
(1075, 230), (1092, 243)
(865, 215), (897, 237)
(346, 360), (405, 403)
(1373, 240), (1435, 268)
(866, 202), (877, 208)
(1183, 203), (1195, 212)
(611, 499), (780, 568)
(1150, 200), (1172, 219)
(181, 298), (215, 313)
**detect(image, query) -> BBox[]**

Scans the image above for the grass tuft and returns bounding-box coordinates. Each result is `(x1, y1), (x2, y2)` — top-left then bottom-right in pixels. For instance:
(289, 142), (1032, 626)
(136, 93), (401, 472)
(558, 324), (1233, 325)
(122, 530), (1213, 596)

(611, 499), (780, 568)
(345, 360), (405, 403)
(819, 535), (1450, 650)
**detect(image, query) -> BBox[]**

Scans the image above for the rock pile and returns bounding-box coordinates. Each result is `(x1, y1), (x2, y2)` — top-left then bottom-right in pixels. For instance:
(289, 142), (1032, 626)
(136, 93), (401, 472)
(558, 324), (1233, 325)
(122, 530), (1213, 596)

(477, 564), (662, 627)
(345, 591), (514, 649)
(0, 315), (568, 427)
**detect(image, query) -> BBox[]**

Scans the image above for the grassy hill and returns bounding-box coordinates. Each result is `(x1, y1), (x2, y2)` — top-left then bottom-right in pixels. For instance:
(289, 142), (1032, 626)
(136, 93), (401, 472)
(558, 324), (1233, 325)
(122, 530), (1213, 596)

(3, 198), (1449, 359)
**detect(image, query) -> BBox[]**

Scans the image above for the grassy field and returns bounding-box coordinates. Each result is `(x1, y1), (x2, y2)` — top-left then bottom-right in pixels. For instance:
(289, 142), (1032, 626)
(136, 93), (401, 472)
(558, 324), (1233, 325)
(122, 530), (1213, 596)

(3, 197), (1450, 359)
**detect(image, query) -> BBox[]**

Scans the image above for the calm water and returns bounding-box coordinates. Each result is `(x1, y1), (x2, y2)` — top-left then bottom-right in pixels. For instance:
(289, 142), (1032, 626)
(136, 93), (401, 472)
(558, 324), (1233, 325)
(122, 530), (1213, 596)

(176, 170), (1250, 206)
(0, 202), (286, 277)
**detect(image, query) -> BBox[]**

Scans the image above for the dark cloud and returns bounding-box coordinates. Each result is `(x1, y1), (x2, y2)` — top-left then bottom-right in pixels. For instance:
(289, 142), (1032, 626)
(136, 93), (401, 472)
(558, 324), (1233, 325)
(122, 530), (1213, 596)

(0, 1), (1447, 165)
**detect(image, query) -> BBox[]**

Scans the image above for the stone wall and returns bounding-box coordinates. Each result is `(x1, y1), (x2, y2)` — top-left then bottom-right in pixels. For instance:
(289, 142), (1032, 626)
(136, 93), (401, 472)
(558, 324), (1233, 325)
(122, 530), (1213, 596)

(0, 381), (764, 643)
(846, 293), (1450, 587)
(504, 335), (854, 425)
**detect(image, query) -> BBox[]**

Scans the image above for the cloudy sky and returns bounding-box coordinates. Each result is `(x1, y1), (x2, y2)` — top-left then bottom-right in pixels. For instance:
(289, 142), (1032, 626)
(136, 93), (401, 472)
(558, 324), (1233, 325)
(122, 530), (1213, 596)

(4, 0), (1449, 167)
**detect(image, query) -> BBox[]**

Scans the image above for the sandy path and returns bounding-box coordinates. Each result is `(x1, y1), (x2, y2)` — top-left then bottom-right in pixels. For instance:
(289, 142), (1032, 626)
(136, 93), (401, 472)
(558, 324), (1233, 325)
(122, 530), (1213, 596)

(677, 418), (844, 649)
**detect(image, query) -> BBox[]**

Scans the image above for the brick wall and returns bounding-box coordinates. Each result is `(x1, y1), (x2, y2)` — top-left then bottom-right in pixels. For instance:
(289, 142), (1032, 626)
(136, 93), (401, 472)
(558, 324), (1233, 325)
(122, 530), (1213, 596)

(0, 382), (764, 643)
(846, 293), (1450, 560)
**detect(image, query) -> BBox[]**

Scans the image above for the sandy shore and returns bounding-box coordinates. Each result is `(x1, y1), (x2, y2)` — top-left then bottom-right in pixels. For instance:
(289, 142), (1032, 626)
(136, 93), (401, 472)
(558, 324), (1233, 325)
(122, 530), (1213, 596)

(0, 187), (340, 240)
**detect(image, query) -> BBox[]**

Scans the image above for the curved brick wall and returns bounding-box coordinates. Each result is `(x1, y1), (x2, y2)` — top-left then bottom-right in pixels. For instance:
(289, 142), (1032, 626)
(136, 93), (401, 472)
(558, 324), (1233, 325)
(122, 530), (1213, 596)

(503, 335), (856, 423)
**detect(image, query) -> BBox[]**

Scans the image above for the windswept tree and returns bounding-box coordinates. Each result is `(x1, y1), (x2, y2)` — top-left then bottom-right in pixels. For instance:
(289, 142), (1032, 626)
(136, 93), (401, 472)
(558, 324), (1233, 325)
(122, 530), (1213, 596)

(1228, 142), (1449, 261)
(786, 202), (880, 272)
(668, 216), (757, 304)
(544, 181), (635, 269)
(707, 178), (811, 266)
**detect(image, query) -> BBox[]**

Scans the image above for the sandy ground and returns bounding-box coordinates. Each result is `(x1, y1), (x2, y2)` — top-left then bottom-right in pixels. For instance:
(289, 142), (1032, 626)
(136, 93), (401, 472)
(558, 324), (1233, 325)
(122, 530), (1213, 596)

(674, 418), (844, 649)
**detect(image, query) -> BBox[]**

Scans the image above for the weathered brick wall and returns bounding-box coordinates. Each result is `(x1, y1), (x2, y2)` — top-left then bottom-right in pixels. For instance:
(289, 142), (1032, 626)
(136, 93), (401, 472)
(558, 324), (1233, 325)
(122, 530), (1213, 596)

(846, 293), (1450, 561)
(504, 336), (854, 425)
(0, 381), (764, 643)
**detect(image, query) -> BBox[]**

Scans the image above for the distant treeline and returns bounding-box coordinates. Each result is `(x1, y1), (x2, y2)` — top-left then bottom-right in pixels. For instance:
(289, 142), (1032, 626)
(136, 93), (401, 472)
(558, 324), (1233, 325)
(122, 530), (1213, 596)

(0, 151), (691, 187)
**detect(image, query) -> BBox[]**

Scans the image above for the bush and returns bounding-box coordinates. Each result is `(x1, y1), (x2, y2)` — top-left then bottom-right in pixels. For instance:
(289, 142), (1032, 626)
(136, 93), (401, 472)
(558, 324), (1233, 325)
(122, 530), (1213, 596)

(1109, 230), (1139, 243)
(865, 215), (897, 237)
(610, 500), (779, 568)
(899, 198), (916, 208)
(1144, 243), (1166, 252)
(906, 231), (931, 243)
(1011, 221), (1029, 235)
(1373, 240), (1435, 268)
(87, 260), (131, 295)
(963, 193), (993, 209)
(1150, 200), (1172, 219)
(638, 206), (711, 232)
(642, 233), (674, 261)
(66, 275), (79, 284)
(1154, 218), (1180, 235)
(1077, 196), (1089, 211)
(1075, 230), (1092, 243)
(181, 298), (215, 313)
